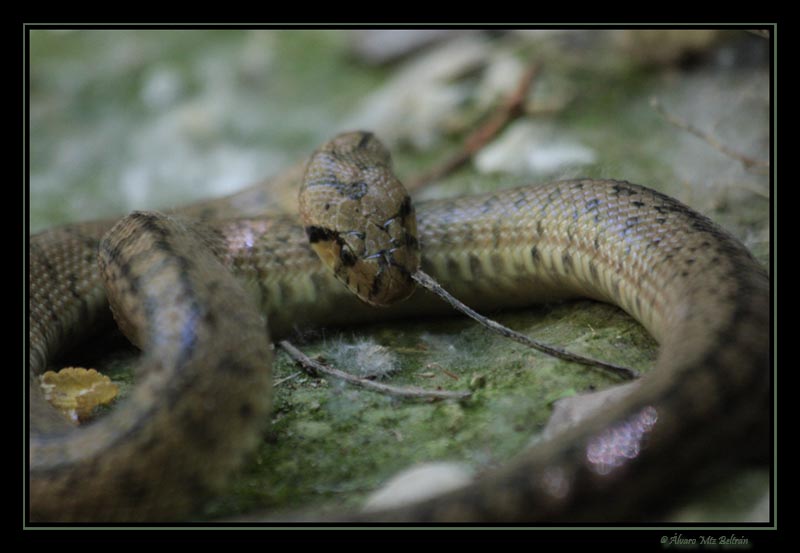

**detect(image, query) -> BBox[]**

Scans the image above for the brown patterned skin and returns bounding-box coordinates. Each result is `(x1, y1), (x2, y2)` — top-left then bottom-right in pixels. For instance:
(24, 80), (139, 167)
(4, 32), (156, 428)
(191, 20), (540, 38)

(30, 213), (273, 521)
(299, 132), (420, 306)
(28, 131), (769, 522)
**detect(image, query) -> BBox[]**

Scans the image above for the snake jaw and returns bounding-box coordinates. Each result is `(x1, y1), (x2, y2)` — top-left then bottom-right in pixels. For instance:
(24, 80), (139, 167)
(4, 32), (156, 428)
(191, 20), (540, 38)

(305, 224), (418, 308)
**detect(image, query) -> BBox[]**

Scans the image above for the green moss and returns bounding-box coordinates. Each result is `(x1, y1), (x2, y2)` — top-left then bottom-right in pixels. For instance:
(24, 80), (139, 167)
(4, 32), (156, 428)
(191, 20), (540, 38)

(195, 298), (657, 518)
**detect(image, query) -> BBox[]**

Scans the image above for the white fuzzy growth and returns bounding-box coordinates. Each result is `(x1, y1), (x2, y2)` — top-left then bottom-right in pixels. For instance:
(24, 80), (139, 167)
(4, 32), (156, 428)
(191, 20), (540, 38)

(326, 338), (400, 380)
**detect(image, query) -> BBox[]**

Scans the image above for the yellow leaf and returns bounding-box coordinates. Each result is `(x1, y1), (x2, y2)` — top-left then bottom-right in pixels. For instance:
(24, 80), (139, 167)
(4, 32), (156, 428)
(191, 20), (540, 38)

(39, 367), (119, 424)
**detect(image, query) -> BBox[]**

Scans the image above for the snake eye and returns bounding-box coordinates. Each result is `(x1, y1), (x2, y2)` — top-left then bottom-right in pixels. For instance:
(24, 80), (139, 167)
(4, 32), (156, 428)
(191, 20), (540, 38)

(305, 225), (336, 244)
(339, 245), (358, 267)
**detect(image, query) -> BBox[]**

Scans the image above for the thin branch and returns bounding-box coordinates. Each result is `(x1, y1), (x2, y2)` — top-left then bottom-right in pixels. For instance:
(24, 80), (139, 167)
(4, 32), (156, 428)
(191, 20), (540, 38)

(278, 340), (472, 401)
(412, 270), (640, 381)
(406, 61), (543, 191)
(274, 371), (302, 387)
(650, 97), (769, 174)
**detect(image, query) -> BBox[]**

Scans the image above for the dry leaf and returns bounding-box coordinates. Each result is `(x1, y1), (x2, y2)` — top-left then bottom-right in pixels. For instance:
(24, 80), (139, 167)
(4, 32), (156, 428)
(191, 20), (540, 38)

(39, 367), (119, 424)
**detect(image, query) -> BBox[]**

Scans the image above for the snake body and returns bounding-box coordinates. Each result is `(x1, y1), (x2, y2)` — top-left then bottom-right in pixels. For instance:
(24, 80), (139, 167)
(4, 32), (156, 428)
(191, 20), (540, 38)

(28, 132), (769, 522)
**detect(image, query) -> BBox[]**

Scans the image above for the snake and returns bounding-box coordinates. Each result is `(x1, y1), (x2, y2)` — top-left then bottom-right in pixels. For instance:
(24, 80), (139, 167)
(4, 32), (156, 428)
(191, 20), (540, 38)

(28, 131), (770, 522)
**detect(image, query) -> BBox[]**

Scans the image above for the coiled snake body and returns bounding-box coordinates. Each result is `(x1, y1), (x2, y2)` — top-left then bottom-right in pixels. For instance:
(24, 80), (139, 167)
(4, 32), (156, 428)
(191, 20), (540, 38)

(28, 131), (769, 522)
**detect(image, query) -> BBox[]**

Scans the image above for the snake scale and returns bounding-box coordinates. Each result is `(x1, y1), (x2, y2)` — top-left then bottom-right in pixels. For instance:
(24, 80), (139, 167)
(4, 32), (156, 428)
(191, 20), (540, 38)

(28, 131), (769, 522)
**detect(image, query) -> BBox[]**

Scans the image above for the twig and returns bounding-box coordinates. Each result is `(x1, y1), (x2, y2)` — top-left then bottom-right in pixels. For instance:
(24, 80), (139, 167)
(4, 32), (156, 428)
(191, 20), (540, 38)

(411, 270), (640, 381)
(441, 368), (460, 380)
(274, 371), (302, 387)
(278, 340), (472, 401)
(406, 61), (543, 191)
(650, 97), (769, 174)
(733, 180), (770, 199)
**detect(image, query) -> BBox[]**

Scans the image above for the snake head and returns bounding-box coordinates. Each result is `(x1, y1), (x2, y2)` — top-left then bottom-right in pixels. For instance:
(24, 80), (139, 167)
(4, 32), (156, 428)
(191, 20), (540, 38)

(300, 131), (420, 307)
